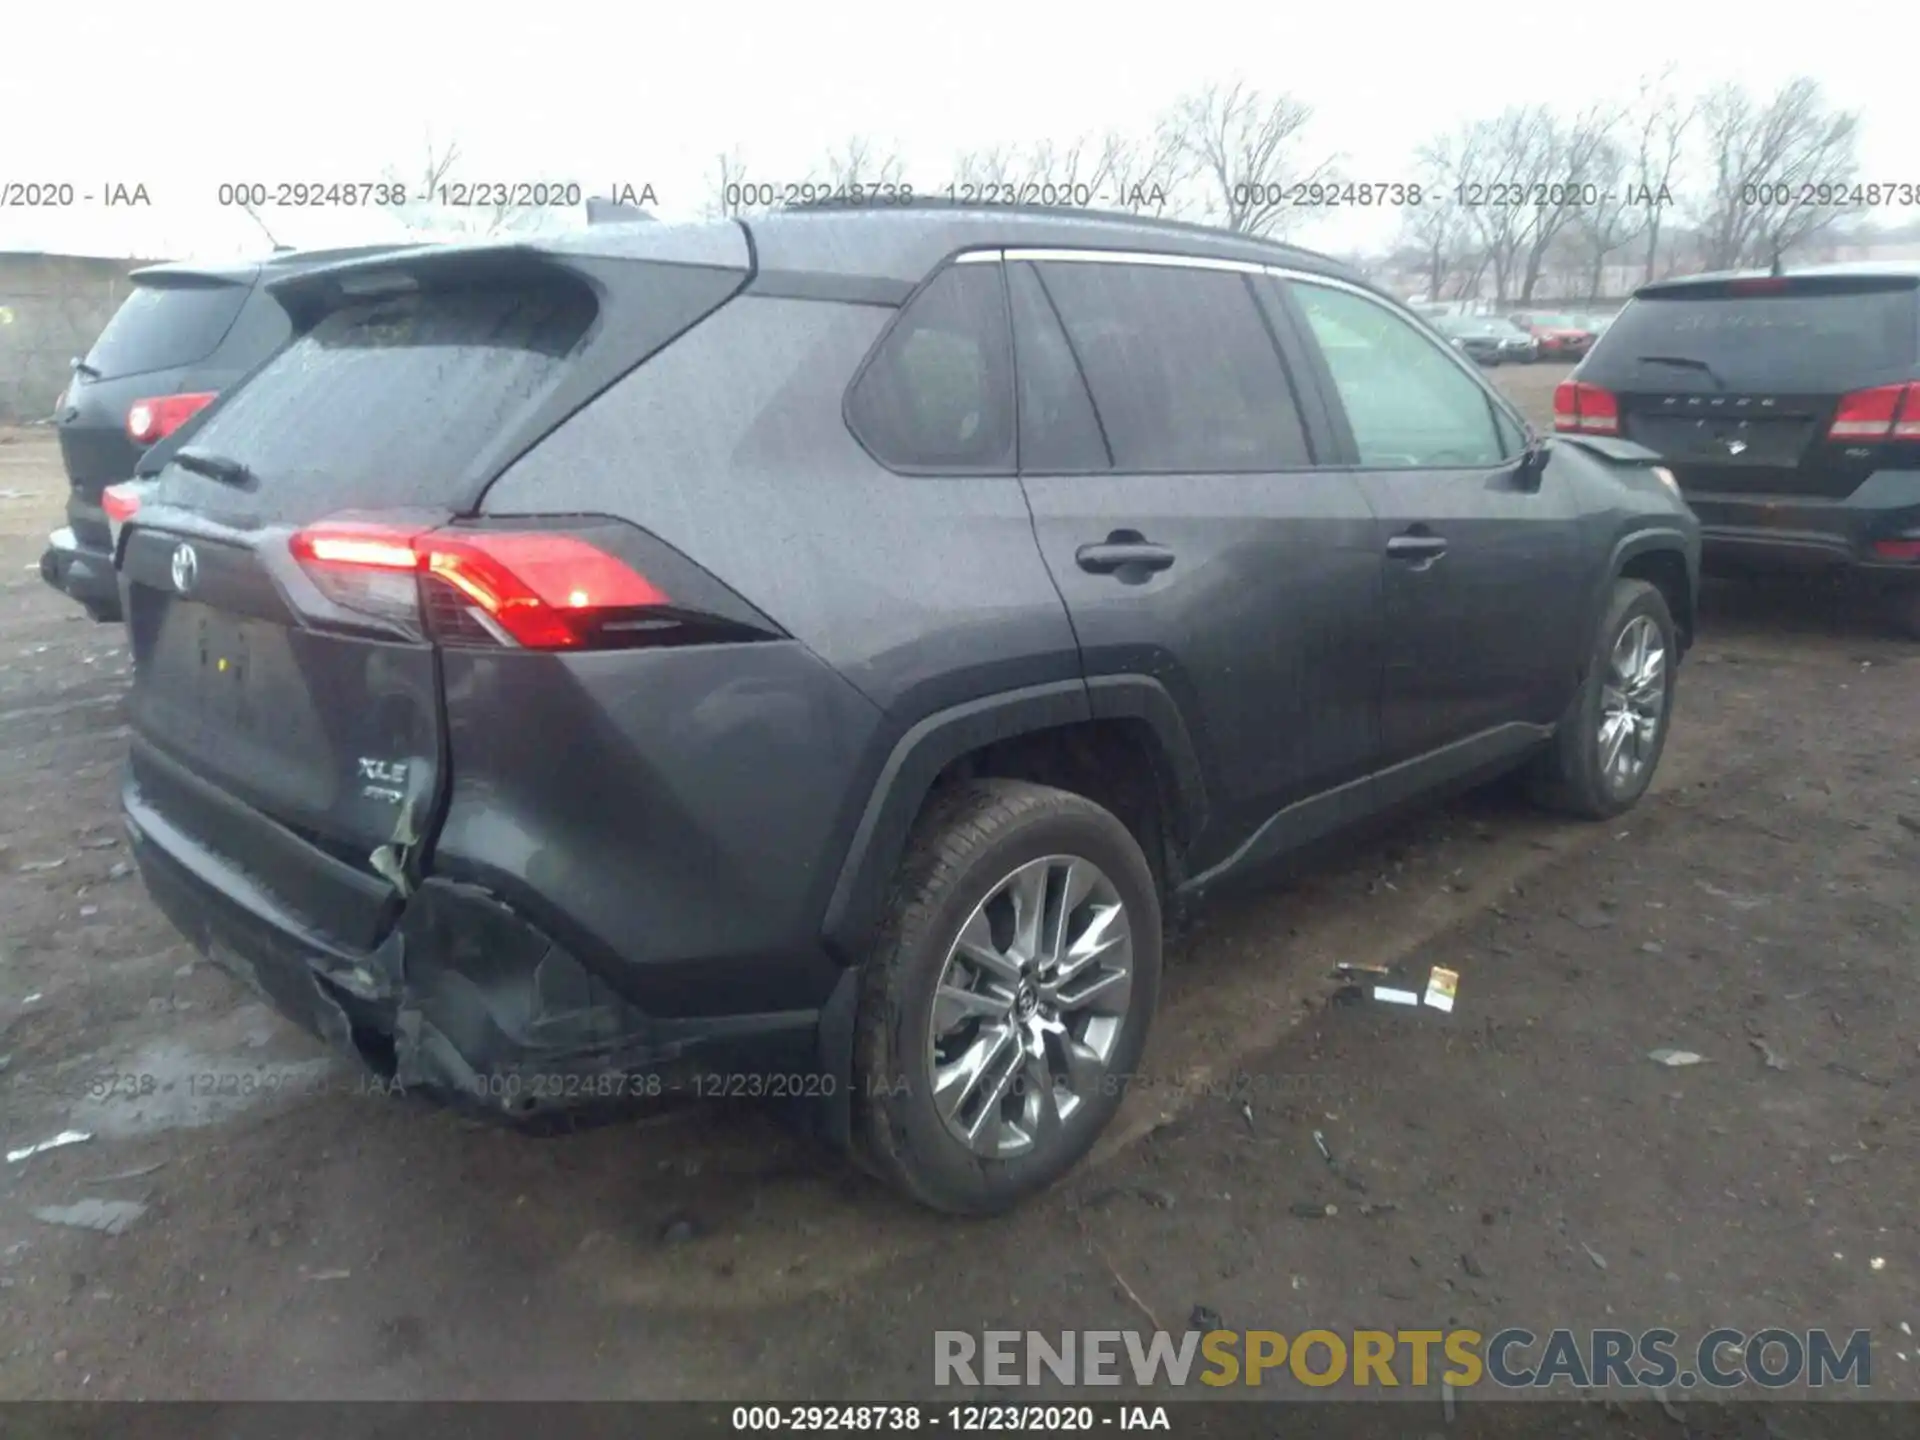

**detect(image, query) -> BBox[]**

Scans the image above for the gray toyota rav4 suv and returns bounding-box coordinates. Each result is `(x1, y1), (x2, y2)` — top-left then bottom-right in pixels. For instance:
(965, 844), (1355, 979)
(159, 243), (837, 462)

(109, 204), (1698, 1213)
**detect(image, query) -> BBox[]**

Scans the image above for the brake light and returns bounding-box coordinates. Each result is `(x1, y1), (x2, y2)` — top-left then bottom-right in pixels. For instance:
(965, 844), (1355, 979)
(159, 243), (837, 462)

(1553, 381), (1620, 435)
(101, 484), (141, 524)
(1872, 538), (1920, 562)
(289, 523), (670, 649)
(1829, 383), (1920, 442)
(126, 391), (217, 445)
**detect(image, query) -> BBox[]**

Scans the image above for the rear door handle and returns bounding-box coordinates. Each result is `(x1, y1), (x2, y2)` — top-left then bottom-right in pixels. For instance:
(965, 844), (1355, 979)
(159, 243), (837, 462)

(1075, 541), (1176, 576)
(1385, 533), (1448, 562)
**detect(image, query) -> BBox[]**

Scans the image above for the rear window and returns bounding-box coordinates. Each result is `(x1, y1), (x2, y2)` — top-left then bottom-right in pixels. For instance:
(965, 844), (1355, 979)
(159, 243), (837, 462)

(83, 281), (249, 380)
(166, 279), (598, 515)
(1590, 288), (1919, 390)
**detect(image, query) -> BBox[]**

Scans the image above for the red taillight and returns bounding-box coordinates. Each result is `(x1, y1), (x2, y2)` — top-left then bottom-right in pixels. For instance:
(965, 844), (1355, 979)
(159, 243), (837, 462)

(1828, 383), (1920, 442)
(101, 483), (142, 524)
(289, 523), (670, 649)
(126, 391), (217, 445)
(1871, 538), (1920, 562)
(1553, 381), (1620, 436)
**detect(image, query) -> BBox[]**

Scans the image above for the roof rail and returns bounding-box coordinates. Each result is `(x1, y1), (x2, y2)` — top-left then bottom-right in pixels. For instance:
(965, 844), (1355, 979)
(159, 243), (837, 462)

(776, 195), (1336, 263)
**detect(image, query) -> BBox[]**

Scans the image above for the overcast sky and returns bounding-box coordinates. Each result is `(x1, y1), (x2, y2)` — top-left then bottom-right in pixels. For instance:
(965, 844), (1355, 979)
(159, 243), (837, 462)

(0, 0), (1907, 263)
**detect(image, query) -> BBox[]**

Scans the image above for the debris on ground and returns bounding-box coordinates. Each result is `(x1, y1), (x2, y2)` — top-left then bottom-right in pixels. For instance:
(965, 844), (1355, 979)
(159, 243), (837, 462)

(1896, 815), (1920, 836)
(1581, 1241), (1608, 1270)
(1423, 966), (1460, 1012)
(1189, 1305), (1222, 1332)
(1290, 1202), (1337, 1219)
(1824, 1062), (1892, 1089)
(1694, 880), (1769, 911)
(1461, 1252), (1487, 1278)
(302, 1268), (351, 1281)
(659, 1215), (700, 1247)
(31, 1199), (147, 1236)
(7, 1130), (93, 1163)
(85, 1162), (167, 1183)
(1647, 1049), (1707, 1068)
(1372, 986), (1420, 1006)
(1312, 1130), (1333, 1165)
(17, 855), (70, 873)
(1749, 1038), (1789, 1071)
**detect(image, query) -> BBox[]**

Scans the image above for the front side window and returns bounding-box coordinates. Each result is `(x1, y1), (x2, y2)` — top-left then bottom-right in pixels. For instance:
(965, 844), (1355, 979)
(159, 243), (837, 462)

(1034, 260), (1311, 472)
(1290, 281), (1509, 469)
(846, 263), (1014, 473)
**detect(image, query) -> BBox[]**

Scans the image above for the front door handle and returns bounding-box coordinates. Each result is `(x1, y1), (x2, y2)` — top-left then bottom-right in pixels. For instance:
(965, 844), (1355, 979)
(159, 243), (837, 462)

(1385, 533), (1448, 563)
(1076, 540), (1176, 576)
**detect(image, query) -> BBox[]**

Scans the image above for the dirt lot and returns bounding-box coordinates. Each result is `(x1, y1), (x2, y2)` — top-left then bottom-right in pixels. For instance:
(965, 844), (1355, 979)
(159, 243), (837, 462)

(2, 365), (1917, 1410)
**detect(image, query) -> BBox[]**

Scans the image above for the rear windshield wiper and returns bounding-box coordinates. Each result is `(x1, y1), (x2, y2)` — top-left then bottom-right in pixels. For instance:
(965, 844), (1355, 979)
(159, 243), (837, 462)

(172, 447), (256, 488)
(70, 359), (102, 380)
(1637, 354), (1726, 390)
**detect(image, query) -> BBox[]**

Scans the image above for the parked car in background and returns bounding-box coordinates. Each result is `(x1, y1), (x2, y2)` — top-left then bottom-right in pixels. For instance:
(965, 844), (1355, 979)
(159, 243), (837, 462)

(1511, 312), (1597, 361)
(1557, 265), (1920, 636)
(109, 204), (1697, 1214)
(42, 245), (400, 621)
(1434, 314), (1541, 366)
(1581, 312), (1618, 337)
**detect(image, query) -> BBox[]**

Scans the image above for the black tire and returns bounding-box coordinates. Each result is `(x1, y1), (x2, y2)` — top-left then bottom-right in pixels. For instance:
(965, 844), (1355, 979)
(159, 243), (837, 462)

(853, 779), (1162, 1215)
(1528, 578), (1678, 820)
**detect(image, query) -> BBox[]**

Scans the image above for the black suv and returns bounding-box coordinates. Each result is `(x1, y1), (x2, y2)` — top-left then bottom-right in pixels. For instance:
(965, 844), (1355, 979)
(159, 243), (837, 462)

(109, 207), (1698, 1213)
(43, 246), (398, 621)
(1560, 266), (1920, 634)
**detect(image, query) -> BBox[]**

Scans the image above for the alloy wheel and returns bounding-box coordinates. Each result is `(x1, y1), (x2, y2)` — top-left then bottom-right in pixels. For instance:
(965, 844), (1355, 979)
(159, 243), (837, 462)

(1597, 613), (1667, 789)
(925, 854), (1134, 1159)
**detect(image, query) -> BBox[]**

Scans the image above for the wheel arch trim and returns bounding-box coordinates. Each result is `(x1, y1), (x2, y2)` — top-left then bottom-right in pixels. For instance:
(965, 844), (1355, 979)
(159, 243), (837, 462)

(820, 676), (1208, 962)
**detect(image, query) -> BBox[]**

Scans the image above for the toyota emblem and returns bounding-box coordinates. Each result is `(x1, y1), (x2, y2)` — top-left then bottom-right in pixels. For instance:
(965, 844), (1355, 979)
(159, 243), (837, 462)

(170, 543), (199, 594)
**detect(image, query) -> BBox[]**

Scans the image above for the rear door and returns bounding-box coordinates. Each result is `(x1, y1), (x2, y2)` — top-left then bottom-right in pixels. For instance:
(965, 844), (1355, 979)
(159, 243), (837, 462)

(121, 249), (747, 946)
(1279, 276), (1583, 769)
(57, 272), (254, 546)
(1577, 276), (1920, 499)
(1010, 253), (1383, 874)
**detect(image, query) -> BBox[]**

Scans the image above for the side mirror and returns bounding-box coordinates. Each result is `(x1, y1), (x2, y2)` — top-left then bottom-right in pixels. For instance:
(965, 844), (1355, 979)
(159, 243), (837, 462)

(1516, 438), (1550, 492)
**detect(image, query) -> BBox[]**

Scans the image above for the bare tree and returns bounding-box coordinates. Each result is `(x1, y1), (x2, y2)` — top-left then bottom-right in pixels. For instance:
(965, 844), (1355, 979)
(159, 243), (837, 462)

(1693, 78), (1861, 270)
(706, 148), (755, 218)
(1395, 143), (1477, 302)
(1513, 105), (1617, 301)
(1628, 67), (1694, 283)
(1572, 135), (1648, 302)
(812, 135), (907, 193)
(1159, 81), (1337, 237)
(946, 129), (1182, 214)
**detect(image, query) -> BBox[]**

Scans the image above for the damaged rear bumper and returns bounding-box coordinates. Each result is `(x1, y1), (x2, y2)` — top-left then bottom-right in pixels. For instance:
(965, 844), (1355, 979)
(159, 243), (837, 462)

(123, 772), (853, 1130)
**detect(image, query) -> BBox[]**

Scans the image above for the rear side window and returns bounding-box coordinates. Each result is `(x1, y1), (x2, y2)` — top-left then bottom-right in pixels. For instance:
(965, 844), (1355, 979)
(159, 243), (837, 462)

(168, 279), (597, 517)
(846, 264), (1015, 473)
(84, 281), (249, 380)
(1035, 261), (1310, 472)
(1289, 281), (1508, 468)
(1007, 262), (1110, 473)
(1589, 288), (1919, 391)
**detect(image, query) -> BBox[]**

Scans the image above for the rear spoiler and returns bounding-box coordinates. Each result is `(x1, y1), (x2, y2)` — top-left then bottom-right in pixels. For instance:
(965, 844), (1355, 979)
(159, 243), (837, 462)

(1635, 272), (1920, 301)
(265, 227), (752, 330)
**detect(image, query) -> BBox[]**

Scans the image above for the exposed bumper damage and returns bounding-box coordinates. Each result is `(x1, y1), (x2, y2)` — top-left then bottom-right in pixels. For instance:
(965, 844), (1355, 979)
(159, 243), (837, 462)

(124, 787), (850, 1135)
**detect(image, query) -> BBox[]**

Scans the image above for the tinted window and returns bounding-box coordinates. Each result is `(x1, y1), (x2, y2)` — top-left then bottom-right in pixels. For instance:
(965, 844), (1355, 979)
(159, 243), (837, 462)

(1035, 262), (1311, 472)
(165, 279), (597, 518)
(84, 280), (249, 380)
(1291, 281), (1507, 468)
(846, 264), (1014, 473)
(1007, 262), (1110, 472)
(1588, 289), (1918, 391)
